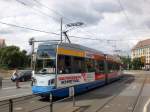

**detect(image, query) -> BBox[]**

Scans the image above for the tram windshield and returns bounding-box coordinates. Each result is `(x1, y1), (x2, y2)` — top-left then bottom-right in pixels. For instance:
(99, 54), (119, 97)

(35, 44), (56, 74)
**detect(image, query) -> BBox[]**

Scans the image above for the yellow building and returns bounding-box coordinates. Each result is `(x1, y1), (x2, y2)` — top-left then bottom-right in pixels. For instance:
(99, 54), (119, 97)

(131, 39), (150, 69)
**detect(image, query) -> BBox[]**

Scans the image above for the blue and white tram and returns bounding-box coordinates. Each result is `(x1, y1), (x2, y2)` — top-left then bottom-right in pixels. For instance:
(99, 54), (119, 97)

(32, 42), (122, 97)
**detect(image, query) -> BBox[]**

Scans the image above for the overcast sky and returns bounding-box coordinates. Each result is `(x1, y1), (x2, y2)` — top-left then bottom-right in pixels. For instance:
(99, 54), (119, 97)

(0, 0), (150, 55)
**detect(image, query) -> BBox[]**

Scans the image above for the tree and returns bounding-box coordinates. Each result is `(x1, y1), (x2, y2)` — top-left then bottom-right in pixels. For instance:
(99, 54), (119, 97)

(132, 57), (144, 70)
(0, 46), (30, 69)
(120, 56), (132, 70)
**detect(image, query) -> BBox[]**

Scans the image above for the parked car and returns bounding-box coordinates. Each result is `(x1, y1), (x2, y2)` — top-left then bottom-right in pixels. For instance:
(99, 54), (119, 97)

(11, 70), (32, 82)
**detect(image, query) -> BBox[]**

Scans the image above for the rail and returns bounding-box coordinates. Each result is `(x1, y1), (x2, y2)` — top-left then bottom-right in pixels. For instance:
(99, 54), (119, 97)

(0, 86), (76, 112)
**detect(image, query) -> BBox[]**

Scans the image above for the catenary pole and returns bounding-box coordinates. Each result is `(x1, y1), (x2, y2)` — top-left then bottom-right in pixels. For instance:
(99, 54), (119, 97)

(60, 18), (63, 43)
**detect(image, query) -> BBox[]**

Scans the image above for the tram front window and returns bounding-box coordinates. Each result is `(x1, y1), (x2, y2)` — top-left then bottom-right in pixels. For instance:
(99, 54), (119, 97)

(35, 45), (56, 74)
(35, 59), (56, 74)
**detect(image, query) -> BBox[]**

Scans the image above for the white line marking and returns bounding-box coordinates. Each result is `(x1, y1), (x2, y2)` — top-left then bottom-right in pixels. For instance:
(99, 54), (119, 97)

(2, 85), (31, 90)
(143, 98), (150, 112)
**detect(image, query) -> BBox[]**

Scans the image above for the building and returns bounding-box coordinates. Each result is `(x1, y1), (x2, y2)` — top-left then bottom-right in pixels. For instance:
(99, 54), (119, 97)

(0, 39), (6, 48)
(131, 39), (150, 69)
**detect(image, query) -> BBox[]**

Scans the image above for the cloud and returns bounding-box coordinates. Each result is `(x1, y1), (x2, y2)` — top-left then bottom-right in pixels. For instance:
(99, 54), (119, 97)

(51, 0), (104, 25)
(15, 0), (38, 7)
(0, 0), (150, 55)
(92, 1), (122, 13)
(0, 28), (13, 34)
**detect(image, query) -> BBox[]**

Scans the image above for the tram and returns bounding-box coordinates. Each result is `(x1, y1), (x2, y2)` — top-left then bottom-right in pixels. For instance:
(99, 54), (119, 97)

(31, 42), (122, 97)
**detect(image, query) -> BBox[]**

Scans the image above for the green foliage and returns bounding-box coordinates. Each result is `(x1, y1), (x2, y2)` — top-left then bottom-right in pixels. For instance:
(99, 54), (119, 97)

(120, 56), (132, 70)
(132, 57), (144, 70)
(0, 46), (30, 69)
(120, 56), (144, 70)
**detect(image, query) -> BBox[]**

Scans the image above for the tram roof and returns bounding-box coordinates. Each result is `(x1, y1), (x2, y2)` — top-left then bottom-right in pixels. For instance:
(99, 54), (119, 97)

(39, 42), (105, 56)
(39, 42), (122, 63)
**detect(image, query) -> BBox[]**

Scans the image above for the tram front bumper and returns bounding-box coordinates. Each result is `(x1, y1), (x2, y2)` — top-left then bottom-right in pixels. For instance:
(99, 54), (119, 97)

(32, 86), (55, 95)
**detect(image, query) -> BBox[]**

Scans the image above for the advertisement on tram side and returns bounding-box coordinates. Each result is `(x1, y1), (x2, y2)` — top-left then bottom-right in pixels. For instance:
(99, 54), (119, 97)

(95, 73), (105, 80)
(56, 72), (95, 88)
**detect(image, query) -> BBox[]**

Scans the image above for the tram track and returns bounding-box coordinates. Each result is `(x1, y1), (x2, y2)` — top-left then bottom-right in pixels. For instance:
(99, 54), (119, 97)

(92, 75), (135, 112)
(131, 75), (147, 112)
(93, 74), (147, 112)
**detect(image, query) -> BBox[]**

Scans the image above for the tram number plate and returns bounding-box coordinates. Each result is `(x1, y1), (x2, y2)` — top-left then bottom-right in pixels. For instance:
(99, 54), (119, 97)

(69, 87), (74, 97)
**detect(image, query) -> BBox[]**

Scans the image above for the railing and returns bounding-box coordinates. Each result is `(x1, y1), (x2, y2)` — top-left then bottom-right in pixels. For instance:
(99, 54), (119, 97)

(0, 77), (2, 89)
(0, 87), (76, 112)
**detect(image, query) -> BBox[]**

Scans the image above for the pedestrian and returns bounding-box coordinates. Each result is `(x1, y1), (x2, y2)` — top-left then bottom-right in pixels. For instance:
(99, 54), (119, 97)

(13, 69), (20, 88)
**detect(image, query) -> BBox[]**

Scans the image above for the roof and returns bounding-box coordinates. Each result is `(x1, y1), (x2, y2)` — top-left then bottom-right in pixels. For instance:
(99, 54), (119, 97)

(132, 39), (150, 50)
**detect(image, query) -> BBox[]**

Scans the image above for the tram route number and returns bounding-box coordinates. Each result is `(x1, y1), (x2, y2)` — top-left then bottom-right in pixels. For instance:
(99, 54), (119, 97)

(69, 86), (75, 97)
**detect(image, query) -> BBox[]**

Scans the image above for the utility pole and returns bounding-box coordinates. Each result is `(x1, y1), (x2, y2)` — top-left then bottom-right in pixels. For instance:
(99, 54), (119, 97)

(29, 38), (35, 70)
(60, 18), (63, 43)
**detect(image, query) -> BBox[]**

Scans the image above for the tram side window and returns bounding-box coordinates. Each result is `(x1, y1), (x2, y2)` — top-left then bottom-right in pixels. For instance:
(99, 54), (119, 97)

(73, 57), (85, 73)
(58, 55), (72, 74)
(65, 56), (71, 73)
(85, 59), (95, 72)
(58, 55), (86, 74)
(98, 61), (105, 73)
(115, 63), (120, 70)
(108, 62), (113, 73)
(111, 63), (115, 71)
(108, 62), (120, 72)
(113, 63), (120, 71)
(58, 55), (64, 74)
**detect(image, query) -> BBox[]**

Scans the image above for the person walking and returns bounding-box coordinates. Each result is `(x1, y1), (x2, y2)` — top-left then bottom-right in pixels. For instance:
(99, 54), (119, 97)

(12, 69), (20, 88)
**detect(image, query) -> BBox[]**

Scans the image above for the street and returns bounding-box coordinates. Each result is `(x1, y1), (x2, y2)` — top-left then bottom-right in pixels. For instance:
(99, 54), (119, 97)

(0, 71), (150, 112)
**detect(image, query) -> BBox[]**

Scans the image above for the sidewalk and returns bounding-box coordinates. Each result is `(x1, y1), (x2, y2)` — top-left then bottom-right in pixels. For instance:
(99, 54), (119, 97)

(0, 84), (31, 101)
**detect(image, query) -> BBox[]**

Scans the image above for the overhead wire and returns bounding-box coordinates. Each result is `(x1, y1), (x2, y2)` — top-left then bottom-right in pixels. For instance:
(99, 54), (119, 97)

(69, 35), (140, 41)
(32, 0), (72, 22)
(116, 0), (136, 37)
(0, 21), (60, 35)
(1, 0), (144, 44)
(0, 20), (143, 42)
(21, 0), (122, 42)
(31, 0), (101, 39)
(15, 0), (58, 21)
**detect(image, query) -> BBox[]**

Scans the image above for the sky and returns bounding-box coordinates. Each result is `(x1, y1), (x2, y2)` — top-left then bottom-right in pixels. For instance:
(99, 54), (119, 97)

(0, 0), (150, 55)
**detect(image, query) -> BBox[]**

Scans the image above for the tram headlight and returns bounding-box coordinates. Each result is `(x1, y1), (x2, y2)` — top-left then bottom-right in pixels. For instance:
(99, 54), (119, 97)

(48, 79), (55, 85)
